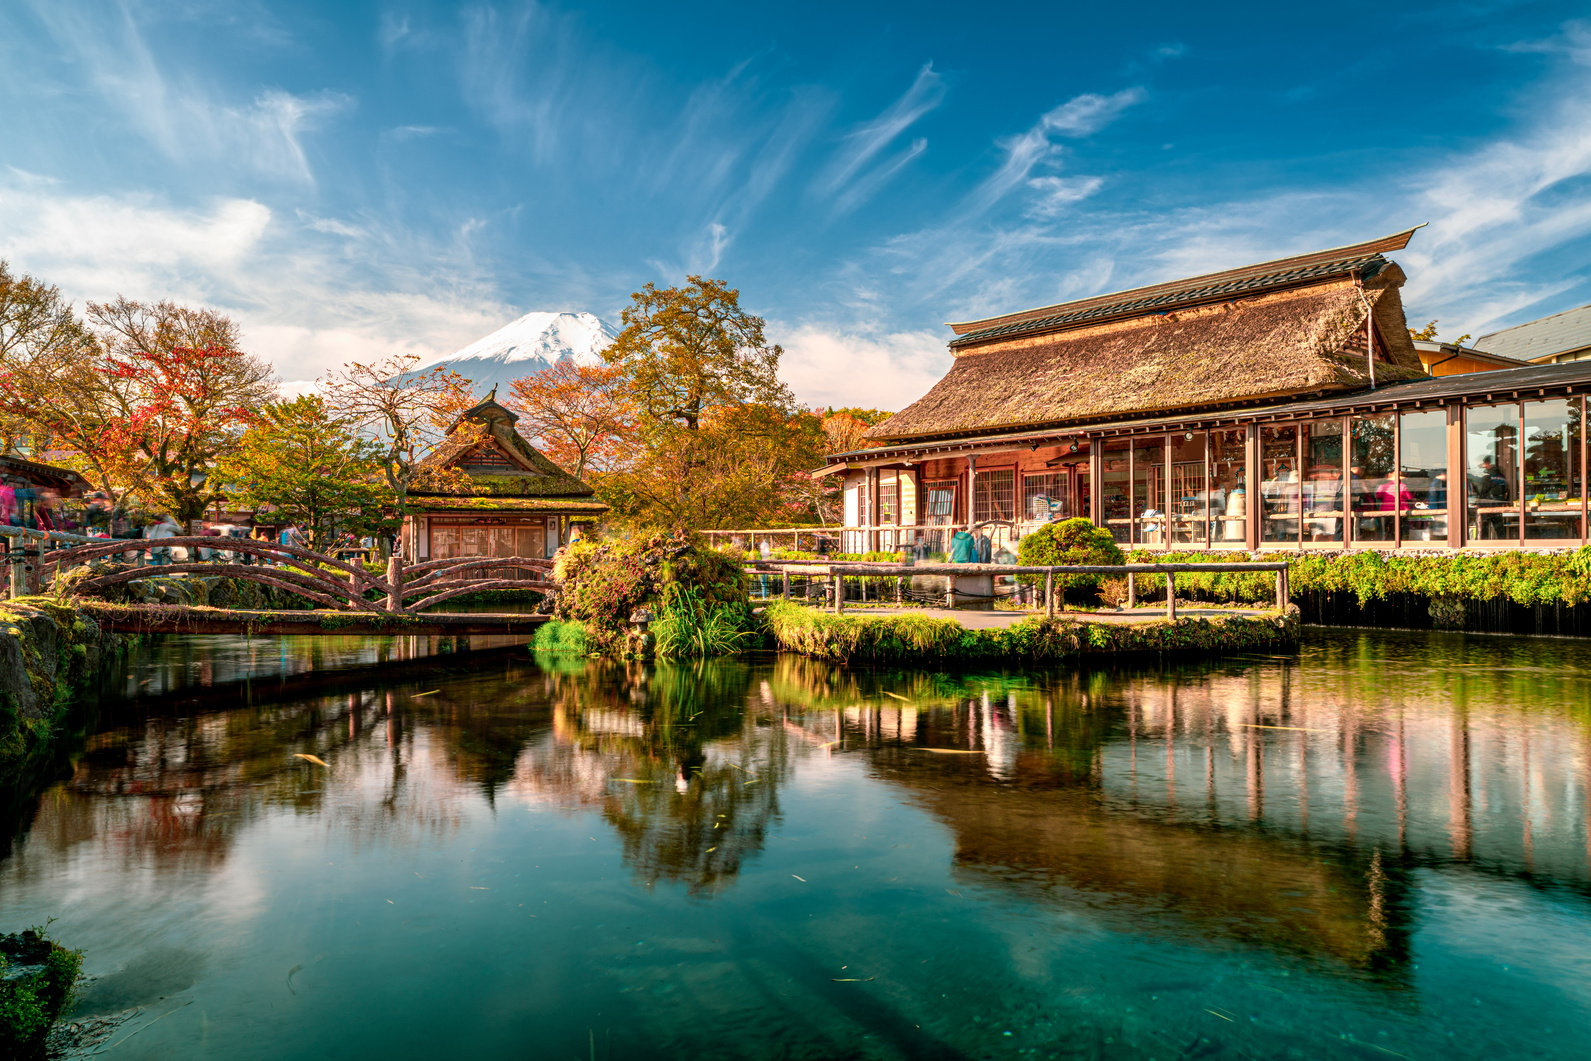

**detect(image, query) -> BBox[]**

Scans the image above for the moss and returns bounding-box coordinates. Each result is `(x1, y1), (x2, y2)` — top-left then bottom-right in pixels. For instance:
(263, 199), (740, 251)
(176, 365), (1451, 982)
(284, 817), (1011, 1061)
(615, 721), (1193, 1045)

(0, 927), (83, 1060)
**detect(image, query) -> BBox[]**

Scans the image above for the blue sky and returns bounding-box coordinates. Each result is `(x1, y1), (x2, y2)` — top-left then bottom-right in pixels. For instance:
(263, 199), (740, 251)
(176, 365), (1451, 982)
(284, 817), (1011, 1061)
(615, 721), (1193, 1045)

(3, 1), (1591, 408)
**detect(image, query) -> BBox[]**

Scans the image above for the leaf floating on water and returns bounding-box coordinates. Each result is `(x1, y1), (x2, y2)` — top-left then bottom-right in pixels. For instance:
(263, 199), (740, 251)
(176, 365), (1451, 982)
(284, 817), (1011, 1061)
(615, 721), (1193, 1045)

(613, 778), (657, 784)
(470, 886), (490, 890)
(1204, 1009), (1233, 1022)
(411, 690), (441, 697)
(386, 899), (395, 904)
(1241, 724), (1330, 733)
(791, 874), (807, 882)
(285, 963), (302, 996)
(744, 779), (761, 786)
(882, 691), (911, 702)
(706, 846), (717, 853)
(830, 977), (876, 982)
(293, 753), (329, 767)
(919, 748), (983, 755)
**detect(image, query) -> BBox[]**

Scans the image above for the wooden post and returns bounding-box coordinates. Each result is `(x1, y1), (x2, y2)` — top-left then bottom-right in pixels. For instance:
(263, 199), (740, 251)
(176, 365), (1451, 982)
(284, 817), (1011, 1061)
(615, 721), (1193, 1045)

(895, 574), (904, 605)
(350, 565), (362, 608)
(945, 575), (954, 609)
(386, 554), (403, 613)
(7, 544), (22, 599)
(833, 571), (844, 615)
(1044, 570), (1055, 618)
(781, 569), (790, 600)
(1126, 572), (1137, 609)
(1275, 565), (1290, 612)
(1166, 571), (1177, 621)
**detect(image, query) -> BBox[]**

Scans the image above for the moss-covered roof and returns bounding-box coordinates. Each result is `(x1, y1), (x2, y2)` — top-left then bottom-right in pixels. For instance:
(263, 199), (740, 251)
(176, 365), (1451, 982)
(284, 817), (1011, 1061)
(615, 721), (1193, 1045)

(409, 496), (609, 513)
(415, 397), (598, 499)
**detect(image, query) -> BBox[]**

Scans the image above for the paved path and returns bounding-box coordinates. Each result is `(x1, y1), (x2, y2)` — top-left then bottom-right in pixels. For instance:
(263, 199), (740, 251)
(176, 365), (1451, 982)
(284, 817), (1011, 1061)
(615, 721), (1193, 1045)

(836, 606), (1280, 629)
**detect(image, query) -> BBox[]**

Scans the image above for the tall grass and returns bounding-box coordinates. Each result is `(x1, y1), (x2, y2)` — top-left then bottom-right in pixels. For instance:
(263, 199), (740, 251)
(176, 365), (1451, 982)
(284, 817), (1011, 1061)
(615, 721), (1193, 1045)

(651, 585), (761, 659)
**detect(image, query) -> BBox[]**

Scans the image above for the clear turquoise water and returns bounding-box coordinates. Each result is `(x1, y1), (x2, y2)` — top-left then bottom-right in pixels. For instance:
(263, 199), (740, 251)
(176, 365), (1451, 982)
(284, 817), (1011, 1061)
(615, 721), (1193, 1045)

(5, 630), (1591, 1059)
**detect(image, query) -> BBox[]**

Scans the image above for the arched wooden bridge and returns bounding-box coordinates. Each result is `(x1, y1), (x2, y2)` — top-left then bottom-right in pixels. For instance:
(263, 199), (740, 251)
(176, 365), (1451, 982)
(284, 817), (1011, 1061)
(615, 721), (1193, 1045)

(3, 528), (556, 635)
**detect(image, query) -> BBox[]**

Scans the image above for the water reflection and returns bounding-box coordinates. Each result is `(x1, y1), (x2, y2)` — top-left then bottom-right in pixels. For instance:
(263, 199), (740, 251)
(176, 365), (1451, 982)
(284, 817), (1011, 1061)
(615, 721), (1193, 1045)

(5, 630), (1591, 1058)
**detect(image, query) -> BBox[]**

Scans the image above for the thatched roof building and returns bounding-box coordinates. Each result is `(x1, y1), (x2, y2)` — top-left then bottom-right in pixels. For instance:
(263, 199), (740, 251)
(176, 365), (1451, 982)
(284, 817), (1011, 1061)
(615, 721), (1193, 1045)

(402, 393), (606, 563)
(871, 230), (1426, 444)
(814, 228), (1591, 557)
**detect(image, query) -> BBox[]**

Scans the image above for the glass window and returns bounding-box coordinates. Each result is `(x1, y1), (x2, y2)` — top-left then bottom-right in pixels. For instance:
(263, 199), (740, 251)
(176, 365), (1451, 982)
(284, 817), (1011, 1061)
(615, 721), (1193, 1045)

(1022, 472), (1065, 522)
(1167, 432), (1208, 547)
(1259, 425), (1300, 544)
(878, 476), (899, 524)
(1133, 439), (1165, 546)
(1100, 440), (1132, 543)
(973, 468), (1015, 524)
(1350, 415), (1395, 542)
(1524, 399), (1583, 540)
(1303, 421), (1344, 543)
(1399, 410), (1448, 543)
(1210, 428), (1248, 544)
(1466, 403), (1521, 541)
(924, 481), (956, 524)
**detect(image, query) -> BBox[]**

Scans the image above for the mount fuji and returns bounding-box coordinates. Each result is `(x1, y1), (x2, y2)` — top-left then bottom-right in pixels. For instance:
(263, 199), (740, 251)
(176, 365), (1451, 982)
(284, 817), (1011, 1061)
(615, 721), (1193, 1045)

(415, 311), (619, 397)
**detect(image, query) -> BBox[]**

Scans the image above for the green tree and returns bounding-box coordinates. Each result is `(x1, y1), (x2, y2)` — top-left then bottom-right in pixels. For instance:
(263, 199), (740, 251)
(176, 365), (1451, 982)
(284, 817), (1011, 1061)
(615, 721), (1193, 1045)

(215, 395), (395, 551)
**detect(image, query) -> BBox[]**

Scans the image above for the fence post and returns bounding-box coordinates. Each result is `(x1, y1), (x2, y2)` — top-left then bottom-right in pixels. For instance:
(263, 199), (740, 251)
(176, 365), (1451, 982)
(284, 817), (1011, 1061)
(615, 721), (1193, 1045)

(7, 543), (22, 599)
(1275, 565), (1289, 612)
(944, 576), (954, 609)
(1045, 570), (1055, 618)
(1126, 572), (1136, 609)
(781, 569), (790, 600)
(1165, 571), (1176, 621)
(832, 571), (844, 615)
(386, 554), (403, 613)
(23, 543), (40, 595)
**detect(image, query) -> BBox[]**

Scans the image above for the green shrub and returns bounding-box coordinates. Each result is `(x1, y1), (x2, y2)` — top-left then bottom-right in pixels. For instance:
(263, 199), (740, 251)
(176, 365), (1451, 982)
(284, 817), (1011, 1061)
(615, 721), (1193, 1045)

(1017, 519), (1125, 598)
(554, 532), (755, 657)
(1, 927), (82, 1059)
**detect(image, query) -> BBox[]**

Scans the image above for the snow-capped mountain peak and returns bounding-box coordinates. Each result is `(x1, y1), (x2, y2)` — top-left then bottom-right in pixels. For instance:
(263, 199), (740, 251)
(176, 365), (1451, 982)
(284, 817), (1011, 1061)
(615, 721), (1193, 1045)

(416, 310), (619, 396)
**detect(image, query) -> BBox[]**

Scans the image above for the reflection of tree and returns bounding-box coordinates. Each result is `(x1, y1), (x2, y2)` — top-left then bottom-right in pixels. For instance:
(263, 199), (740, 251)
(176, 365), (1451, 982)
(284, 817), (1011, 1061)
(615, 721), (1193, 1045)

(530, 659), (793, 895)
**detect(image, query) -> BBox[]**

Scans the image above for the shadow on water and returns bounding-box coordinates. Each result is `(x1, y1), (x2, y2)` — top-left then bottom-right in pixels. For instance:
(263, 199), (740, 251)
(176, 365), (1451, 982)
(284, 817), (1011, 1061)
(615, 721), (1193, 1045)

(4, 627), (1591, 1058)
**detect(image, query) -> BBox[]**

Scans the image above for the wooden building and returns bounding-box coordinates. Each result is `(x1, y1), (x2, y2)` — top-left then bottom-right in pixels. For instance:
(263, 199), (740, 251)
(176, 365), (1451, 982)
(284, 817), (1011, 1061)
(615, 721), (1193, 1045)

(826, 229), (1591, 553)
(402, 394), (607, 563)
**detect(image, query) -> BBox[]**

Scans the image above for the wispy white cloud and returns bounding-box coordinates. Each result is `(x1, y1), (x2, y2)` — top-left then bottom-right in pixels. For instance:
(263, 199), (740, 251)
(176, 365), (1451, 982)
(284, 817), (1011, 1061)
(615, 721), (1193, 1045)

(1040, 87), (1146, 137)
(22, 0), (346, 185)
(817, 63), (944, 204)
(0, 175), (517, 382)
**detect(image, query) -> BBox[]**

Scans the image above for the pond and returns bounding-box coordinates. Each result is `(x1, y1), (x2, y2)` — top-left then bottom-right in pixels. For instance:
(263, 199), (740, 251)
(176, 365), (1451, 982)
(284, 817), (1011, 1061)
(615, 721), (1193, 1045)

(4, 630), (1591, 1059)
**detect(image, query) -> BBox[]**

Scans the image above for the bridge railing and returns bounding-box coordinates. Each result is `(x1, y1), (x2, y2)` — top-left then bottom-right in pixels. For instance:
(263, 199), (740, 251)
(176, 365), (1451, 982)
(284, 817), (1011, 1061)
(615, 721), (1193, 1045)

(4, 529), (558, 614)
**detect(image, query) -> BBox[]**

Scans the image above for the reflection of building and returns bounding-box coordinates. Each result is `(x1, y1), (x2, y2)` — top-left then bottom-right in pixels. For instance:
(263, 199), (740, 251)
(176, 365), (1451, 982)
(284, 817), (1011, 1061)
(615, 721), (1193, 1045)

(826, 230), (1591, 552)
(402, 394), (607, 563)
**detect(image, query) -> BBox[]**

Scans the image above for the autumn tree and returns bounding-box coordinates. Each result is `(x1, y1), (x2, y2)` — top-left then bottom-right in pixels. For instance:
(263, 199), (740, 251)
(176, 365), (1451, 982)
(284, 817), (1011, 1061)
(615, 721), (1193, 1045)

(603, 276), (794, 430)
(508, 359), (634, 479)
(597, 277), (817, 528)
(215, 396), (394, 551)
(319, 353), (478, 514)
(0, 261), (95, 457)
(0, 296), (275, 520)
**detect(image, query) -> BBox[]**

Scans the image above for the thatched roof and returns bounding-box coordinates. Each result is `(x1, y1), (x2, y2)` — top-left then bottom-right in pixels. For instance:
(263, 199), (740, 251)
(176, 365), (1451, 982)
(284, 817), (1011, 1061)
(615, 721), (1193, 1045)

(412, 396), (601, 501)
(871, 242), (1427, 444)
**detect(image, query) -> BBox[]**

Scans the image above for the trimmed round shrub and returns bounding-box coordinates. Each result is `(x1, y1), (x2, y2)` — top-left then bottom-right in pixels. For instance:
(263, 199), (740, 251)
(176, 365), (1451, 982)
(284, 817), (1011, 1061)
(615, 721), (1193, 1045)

(1016, 519), (1125, 601)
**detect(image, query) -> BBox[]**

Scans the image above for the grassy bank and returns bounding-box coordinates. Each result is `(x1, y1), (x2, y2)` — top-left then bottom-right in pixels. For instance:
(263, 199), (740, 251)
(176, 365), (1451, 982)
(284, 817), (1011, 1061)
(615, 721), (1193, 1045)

(762, 601), (1297, 666)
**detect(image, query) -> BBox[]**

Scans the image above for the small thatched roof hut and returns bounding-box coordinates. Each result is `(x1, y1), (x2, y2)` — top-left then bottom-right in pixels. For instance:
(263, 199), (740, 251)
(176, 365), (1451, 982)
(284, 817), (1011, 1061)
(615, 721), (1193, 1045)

(403, 393), (606, 563)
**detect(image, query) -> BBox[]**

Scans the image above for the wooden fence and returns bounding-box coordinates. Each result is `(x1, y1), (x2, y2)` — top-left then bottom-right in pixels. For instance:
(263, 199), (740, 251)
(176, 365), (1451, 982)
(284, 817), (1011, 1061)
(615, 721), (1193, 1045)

(743, 558), (1290, 620)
